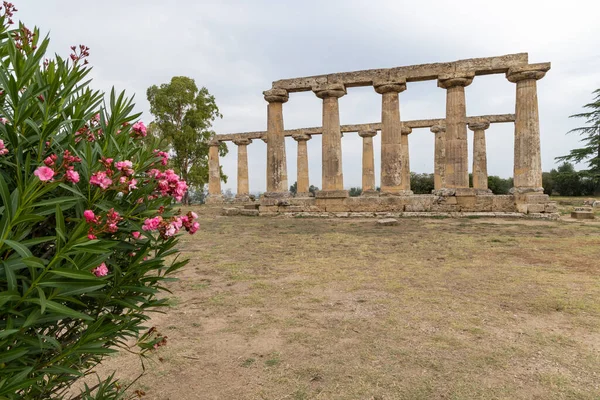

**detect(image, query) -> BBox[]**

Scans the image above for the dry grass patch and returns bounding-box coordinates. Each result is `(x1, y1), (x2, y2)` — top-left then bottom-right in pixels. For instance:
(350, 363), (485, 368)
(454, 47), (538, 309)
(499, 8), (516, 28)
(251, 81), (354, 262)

(91, 207), (600, 399)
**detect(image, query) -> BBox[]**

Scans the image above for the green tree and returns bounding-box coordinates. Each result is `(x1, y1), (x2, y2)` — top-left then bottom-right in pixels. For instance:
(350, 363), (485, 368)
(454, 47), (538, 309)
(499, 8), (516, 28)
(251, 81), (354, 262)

(349, 187), (362, 197)
(410, 172), (435, 194)
(487, 176), (513, 194)
(556, 89), (600, 195)
(551, 162), (583, 196)
(147, 76), (227, 203)
(309, 185), (319, 196)
(289, 181), (297, 195)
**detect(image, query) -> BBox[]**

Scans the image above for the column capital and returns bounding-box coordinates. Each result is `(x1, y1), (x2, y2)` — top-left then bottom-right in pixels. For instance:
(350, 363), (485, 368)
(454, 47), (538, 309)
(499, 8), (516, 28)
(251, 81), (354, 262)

(373, 78), (407, 94)
(233, 138), (252, 146)
(260, 136), (268, 144)
(430, 124), (446, 133)
(506, 63), (550, 83)
(401, 126), (412, 135)
(312, 83), (346, 99)
(467, 120), (490, 131)
(358, 129), (377, 138)
(292, 133), (311, 142)
(263, 88), (289, 103)
(208, 139), (221, 147)
(437, 72), (475, 89)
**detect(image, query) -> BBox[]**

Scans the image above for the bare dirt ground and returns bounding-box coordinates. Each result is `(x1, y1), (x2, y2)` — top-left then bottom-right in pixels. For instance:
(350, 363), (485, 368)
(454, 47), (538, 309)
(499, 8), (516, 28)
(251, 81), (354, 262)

(92, 204), (600, 400)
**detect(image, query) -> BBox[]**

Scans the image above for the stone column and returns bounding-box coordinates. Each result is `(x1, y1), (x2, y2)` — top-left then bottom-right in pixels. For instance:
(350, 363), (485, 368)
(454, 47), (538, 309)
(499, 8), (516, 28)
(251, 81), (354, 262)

(431, 125), (446, 190)
(467, 121), (491, 192)
(233, 138), (252, 200)
(506, 64), (550, 193)
(206, 140), (223, 203)
(313, 83), (348, 198)
(358, 130), (377, 195)
(374, 79), (410, 194)
(263, 88), (290, 197)
(292, 133), (311, 197)
(401, 126), (412, 193)
(438, 73), (474, 189)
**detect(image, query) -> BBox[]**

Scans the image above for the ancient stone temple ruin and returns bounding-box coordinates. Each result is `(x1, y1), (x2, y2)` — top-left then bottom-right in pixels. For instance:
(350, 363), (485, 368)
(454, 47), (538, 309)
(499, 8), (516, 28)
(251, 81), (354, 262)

(210, 53), (558, 217)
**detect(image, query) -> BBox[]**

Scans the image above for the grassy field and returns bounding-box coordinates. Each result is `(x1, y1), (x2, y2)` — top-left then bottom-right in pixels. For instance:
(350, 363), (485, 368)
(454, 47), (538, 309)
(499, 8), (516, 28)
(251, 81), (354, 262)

(92, 205), (600, 400)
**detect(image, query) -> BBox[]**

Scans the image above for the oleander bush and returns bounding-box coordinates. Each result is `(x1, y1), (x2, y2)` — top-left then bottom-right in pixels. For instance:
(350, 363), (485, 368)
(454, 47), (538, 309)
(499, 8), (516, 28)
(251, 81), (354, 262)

(0, 3), (197, 399)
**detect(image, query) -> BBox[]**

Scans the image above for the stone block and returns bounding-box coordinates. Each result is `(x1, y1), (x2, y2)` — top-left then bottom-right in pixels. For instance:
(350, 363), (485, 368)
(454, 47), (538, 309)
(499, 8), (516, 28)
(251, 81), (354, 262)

(524, 193), (550, 204)
(516, 203), (528, 214)
(526, 204), (545, 213)
(404, 195), (433, 212)
(431, 204), (460, 212)
(315, 190), (349, 199)
(345, 197), (380, 212)
(259, 198), (279, 206)
(333, 212), (349, 218)
(348, 212), (375, 218)
(259, 205), (278, 213)
(545, 202), (558, 213)
(435, 196), (457, 205)
(244, 204), (260, 210)
(571, 211), (595, 220)
(221, 207), (241, 216)
(377, 218), (398, 226)
(455, 188), (478, 197)
(456, 196), (477, 211)
(574, 207), (593, 212)
(492, 195), (516, 212)
(239, 209), (259, 217)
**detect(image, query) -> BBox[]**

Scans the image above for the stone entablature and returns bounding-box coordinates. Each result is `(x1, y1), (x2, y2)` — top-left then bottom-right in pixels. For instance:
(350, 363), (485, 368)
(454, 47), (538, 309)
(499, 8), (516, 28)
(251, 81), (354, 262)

(209, 53), (556, 217)
(214, 114), (515, 142)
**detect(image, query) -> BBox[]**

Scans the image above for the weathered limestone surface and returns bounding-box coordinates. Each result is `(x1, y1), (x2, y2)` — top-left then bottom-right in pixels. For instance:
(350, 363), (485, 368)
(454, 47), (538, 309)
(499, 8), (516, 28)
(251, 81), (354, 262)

(233, 138), (251, 198)
(314, 84), (347, 195)
(272, 53), (529, 91)
(375, 80), (409, 194)
(215, 114), (515, 142)
(292, 133), (311, 196)
(401, 126), (412, 192)
(468, 121), (490, 191)
(431, 124), (446, 190)
(358, 130), (377, 194)
(206, 141), (223, 204)
(438, 73), (474, 188)
(507, 63), (550, 192)
(263, 88), (290, 196)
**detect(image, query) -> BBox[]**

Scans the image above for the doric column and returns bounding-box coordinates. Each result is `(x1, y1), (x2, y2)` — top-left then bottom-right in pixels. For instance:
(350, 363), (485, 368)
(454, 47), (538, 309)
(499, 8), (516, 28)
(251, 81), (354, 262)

(233, 138), (252, 199)
(374, 79), (409, 194)
(401, 126), (413, 193)
(506, 64), (550, 193)
(431, 125), (446, 190)
(263, 88), (290, 197)
(313, 83), (348, 197)
(438, 73), (474, 188)
(467, 121), (490, 191)
(292, 133), (311, 197)
(358, 130), (377, 195)
(206, 140), (223, 203)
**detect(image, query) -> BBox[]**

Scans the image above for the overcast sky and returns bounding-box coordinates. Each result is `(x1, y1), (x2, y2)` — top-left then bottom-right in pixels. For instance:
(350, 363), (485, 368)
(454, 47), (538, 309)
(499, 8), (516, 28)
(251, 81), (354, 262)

(18, 0), (600, 193)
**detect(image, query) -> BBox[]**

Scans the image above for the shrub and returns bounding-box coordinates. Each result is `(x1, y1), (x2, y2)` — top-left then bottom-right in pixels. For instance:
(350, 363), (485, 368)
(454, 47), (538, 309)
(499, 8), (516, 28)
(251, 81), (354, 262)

(0, 6), (196, 399)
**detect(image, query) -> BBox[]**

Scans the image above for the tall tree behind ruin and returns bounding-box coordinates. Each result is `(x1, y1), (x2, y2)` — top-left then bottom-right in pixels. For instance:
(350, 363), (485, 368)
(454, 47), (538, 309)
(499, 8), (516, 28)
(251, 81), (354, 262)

(557, 88), (600, 195)
(147, 76), (227, 203)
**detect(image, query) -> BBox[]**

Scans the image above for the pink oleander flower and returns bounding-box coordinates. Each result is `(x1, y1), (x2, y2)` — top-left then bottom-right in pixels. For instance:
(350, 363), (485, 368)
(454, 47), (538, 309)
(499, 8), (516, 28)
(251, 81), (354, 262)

(129, 178), (138, 190)
(191, 211), (198, 219)
(132, 121), (147, 137)
(44, 155), (57, 166)
(153, 149), (169, 166)
(189, 221), (199, 234)
(132, 231), (141, 239)
(0, 139), (8, 156)
(90, 171), (112, 189)
(34, 166), (55, 182)
(0, 117), (8, 124)
(65, 168), (80, 183)
(92, 262), (109, 277)
(115, 160), (134, 175)
(87, 233), (97, 240)
(142, 216), (162, 231)
(105, 208), (122, 233)
(83, 210), (96, 223)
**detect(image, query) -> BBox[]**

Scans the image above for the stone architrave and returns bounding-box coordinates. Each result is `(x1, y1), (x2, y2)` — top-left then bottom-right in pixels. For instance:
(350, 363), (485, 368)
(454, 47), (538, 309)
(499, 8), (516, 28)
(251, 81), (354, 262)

(467, 121), (491, 191)
(438, 73), (474, 188)
(206, 140), (224, 203)
(400, 126), (413, 193)
(313, 83), (348, 198)
(374, 79), (409, 194)
(358, 130), (377, 195)
(506, 63), (550, 193)
(263, 88), (290, 197)
(292, 133), (312, 197)
(431, 124), (446, 190)
(233, 138), (252, 199)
